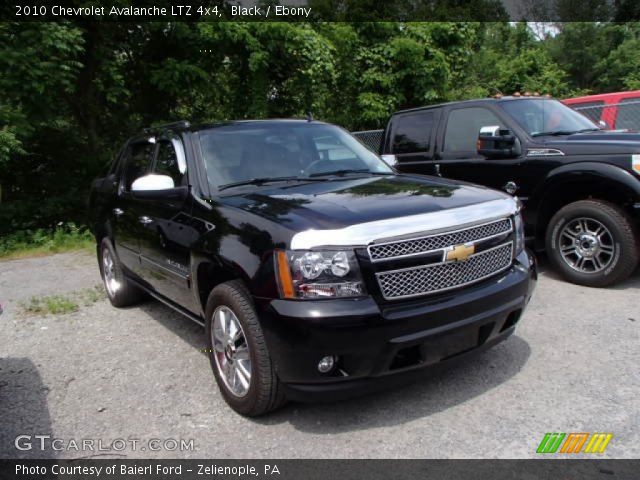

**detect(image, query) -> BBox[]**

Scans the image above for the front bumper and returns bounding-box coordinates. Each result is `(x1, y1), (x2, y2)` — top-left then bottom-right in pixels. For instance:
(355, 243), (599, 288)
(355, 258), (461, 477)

(255, 249), (537, 402)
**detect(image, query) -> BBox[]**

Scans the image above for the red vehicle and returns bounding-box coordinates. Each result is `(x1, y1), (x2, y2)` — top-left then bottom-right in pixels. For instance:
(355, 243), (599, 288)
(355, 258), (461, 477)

(563, 90), (640, 130)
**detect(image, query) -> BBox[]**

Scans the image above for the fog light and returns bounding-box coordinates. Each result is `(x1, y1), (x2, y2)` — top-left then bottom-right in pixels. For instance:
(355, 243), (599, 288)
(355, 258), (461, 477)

(317, 355), (336, 373)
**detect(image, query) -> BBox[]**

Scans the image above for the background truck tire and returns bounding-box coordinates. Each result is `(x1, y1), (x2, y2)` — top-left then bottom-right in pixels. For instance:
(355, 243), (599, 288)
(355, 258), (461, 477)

(546, 199), (638, 287)
(205, 280), (286, 416)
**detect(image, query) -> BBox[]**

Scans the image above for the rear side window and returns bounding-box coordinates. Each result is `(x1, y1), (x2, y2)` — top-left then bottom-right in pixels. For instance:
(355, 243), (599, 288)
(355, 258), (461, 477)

(123, 142), (155, 191)
(616, 97), (640, 130)
(391, 112), (435, 154)
(571, 101), (605, 123)
(443, 107), (503, 153)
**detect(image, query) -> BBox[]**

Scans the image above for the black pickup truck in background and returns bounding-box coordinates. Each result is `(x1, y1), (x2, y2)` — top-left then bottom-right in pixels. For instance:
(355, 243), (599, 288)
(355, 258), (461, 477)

(376, 96), (640, 287)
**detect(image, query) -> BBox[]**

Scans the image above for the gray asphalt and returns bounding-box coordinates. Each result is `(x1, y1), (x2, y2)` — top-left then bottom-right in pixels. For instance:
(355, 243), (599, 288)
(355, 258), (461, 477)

(0, 251), (638, 459)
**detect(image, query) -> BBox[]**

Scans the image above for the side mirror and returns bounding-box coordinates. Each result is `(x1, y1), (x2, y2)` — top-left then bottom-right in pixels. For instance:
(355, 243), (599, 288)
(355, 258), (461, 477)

(598, 120), (609, 130)
(380, 154), (398, 167)
(477, 126), (517, 159)
(131, 174), (188, 201)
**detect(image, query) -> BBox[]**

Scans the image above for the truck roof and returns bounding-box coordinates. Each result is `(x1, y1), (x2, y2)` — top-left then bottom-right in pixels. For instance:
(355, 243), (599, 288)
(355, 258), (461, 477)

(142, 118), (329, 135)
(393, 96), (554, 115)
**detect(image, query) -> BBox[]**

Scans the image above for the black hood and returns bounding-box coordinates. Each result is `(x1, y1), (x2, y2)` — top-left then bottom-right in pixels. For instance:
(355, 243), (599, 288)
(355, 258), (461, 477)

(219, 174), (509, 232)
(543, 130), (640, 155)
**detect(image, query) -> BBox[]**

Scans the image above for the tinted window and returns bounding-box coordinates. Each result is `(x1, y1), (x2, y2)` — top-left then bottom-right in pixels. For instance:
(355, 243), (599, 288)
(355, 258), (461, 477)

(616, 97), (640, 130)
(392, 112), (434, 154)
(444, 107), (503, 152)
(501, 99), (596, 136)
(123, 142), (154, 191)
(154, 140), (185, 186)
(570, 101), (605, 123)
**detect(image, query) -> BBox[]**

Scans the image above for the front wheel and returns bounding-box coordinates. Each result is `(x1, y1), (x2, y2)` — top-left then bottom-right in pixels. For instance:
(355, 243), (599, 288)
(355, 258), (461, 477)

(205, 280), (285, 416)
(546, 200), (639, 287)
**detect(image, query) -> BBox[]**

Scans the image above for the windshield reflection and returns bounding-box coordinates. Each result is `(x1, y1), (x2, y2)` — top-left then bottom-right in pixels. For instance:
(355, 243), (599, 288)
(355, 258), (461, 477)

(501, 99), (598, 137)
(199, 122), (393, 190)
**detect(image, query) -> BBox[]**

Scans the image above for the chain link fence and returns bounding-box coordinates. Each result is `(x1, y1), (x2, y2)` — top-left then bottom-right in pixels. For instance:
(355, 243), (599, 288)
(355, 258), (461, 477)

(570, 99), (640, 130)
(352, 129), (384, 153)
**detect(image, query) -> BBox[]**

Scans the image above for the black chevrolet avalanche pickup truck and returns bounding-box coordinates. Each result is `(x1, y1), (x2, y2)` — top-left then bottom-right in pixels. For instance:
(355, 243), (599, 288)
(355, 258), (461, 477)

(89, 120), (536, 416)
(380, 97), (640, 287)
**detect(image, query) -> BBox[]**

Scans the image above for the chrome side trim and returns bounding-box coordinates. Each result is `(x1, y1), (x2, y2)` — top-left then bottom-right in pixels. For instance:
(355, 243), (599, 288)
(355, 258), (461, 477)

(290, 197), (519, 250)
(526, 148), (564, 157)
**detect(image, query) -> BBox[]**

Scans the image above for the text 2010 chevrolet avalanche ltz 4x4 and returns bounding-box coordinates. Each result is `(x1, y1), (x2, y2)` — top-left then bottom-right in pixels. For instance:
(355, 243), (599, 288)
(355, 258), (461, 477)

(88, 120), (536, 416)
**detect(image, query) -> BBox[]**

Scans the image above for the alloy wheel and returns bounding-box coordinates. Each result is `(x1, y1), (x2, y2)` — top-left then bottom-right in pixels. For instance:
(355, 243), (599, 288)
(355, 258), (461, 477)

(211, 305), (252, 398)
(102, 248), (120, 297)
(558, 217), (616, 273)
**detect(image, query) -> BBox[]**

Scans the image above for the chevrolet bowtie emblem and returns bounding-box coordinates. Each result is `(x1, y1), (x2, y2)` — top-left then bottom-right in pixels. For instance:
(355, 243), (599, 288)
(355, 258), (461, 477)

(446, 244), (475, 262)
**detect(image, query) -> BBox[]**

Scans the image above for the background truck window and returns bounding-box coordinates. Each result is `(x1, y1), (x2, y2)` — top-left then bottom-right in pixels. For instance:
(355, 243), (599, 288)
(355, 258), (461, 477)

(616, 97), (640, 130)
(392, 112), (435, 154)
(443, 107), (503, 152)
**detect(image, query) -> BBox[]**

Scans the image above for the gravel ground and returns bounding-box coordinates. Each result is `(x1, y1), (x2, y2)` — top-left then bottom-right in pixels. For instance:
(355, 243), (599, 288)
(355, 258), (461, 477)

(0, 250), (638, 459)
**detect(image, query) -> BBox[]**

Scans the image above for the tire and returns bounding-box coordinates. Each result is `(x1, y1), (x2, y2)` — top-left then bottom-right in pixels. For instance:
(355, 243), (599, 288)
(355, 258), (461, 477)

(205, 280), (286, 416)
(546, 199), (639, 287)
(99, 238), (145, 307)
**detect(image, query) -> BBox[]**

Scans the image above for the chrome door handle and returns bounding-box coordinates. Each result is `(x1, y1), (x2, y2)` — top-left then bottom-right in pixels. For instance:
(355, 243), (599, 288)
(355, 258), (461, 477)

(139, 216), (153, 225)
(113, 208), (124, 217)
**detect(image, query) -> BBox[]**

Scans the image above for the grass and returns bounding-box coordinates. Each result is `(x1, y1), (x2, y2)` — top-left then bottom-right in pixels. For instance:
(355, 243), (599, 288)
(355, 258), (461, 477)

(0, 223), (94, 260)
(20, 285), (106, 317)
(22, 295), (79, 316)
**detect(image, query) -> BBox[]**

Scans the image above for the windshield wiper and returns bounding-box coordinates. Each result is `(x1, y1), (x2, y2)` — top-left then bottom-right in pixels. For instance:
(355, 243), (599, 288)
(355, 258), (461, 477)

(218, 176), (328, 191)
(531, 130), (579, 137)
(309, 168), (393, 178)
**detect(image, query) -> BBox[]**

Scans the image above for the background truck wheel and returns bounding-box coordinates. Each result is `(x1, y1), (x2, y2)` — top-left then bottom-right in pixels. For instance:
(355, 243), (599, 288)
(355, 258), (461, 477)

(546, 199), (638, 287)
(99, 238), (145, 307)
(205, 280), (286, 416)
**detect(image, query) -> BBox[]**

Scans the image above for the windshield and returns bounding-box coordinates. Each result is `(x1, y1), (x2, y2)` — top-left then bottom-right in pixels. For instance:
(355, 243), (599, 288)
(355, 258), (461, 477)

(500, 99), (598, 137)
(198, 122), (393, 189)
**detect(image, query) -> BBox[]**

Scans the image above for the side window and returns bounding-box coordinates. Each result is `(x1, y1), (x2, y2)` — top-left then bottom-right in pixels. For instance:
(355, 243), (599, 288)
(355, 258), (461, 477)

(123, 142), (155, 191)
(154, 140), (186, 186)
(443, 107), (504, 153)
(571, 101), (605, 124)
(616, 97), (640, 130)
(392, 112), (435, 154)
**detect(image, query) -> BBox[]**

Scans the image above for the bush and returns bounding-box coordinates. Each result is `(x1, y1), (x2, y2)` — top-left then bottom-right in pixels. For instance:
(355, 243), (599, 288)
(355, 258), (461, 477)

(0, 222), (93, 259)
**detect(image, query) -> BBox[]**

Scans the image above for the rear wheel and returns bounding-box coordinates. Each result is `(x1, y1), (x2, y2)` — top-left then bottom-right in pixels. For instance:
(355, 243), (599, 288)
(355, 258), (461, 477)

(99, 238), (144, 307)
(546, 200), (638, 287)
(205, 280), (285, 416)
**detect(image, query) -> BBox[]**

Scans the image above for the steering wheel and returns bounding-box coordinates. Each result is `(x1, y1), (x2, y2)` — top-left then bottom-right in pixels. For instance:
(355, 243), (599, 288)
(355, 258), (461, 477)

(303, 159), (334, 176)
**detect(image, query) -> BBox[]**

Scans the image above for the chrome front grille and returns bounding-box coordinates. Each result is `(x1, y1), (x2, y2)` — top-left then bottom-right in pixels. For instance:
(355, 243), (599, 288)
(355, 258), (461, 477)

(368, 218), (512, 261)
(376, 242), (513, 300)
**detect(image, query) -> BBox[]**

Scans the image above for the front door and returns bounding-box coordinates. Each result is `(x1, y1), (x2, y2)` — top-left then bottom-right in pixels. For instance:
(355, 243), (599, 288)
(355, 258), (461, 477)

(113, 140), (156, 277)
(136, 137), (197, 312)
(436, 106), (524, 197)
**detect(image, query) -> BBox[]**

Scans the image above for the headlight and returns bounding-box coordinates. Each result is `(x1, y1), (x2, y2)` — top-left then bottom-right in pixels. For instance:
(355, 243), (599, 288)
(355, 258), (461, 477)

(514, 211), (525, 256)
(275, 250), (366, 299)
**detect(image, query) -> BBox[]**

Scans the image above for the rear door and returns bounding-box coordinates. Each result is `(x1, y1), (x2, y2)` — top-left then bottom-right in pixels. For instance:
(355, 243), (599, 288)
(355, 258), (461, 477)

(387, 109), (441, 176)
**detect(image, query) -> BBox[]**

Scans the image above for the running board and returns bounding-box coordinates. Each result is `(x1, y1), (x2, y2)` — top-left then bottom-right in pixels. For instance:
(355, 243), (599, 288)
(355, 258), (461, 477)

(129, 278), (205, 327)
